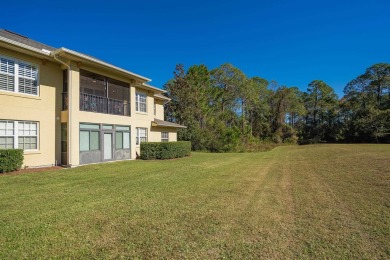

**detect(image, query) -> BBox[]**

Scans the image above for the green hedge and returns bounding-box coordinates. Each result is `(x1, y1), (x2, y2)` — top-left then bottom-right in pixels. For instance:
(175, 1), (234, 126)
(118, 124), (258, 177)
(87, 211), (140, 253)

(0, 149), (24, 173)
(140, 141), (191, 160)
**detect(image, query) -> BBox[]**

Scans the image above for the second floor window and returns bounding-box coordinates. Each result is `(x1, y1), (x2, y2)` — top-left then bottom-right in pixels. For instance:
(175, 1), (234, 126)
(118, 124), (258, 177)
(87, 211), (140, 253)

(0, 56), (39, 96)
(136, 93), (147, 112)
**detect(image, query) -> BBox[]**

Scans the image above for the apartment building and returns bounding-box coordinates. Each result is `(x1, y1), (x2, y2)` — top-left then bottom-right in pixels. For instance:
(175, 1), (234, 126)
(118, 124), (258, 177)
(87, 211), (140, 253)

(0, 29), (185, 167)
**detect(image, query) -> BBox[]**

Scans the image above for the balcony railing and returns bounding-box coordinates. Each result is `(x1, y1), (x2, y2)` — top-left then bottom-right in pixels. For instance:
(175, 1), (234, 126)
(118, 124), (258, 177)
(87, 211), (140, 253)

(62, 92), (130, 116)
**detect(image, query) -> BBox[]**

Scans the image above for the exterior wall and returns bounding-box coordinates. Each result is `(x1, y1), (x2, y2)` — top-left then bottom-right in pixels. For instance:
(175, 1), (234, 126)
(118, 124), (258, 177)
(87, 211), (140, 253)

(132, 88), (159, 157)
(67, 63), (80, 167)
(0, 47), (62, 167)
(150, 127), (178, 142)
(155, 100), (165, 120)
(65, 65), (173, 165)
(67, 64), (135, 165)
(171, 131), (178, 142)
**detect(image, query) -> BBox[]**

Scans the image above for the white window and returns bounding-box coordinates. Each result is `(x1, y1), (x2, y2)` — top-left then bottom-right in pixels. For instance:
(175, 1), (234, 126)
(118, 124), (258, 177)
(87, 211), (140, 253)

(161, 132), (169, 142)
(0, 120), (38, 150)
(136, 92), (147, 112)
(0, 58), (15, 92)
(0, 56), (39, 96)
(18, 121), (38, 150)
(136, 127), (147, 145)
(0, 121), (14, 149)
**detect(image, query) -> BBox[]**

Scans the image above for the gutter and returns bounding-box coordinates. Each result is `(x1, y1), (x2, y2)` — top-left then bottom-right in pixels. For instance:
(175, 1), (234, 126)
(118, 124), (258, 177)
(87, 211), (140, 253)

(52, 54), (72, 167)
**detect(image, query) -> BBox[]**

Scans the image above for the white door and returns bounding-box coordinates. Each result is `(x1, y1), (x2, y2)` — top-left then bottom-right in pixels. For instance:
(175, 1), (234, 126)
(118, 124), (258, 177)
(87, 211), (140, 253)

(103, 133), (113, 160)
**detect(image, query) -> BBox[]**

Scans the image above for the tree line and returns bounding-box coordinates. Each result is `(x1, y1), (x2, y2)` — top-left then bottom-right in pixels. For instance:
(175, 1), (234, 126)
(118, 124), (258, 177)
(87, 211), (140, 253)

(164, 63), (390, 151)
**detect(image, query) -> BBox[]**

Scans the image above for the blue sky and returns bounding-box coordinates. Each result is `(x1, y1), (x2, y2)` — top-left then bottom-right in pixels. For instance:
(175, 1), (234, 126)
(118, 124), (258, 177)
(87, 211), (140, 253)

(2, 0), (390, 97)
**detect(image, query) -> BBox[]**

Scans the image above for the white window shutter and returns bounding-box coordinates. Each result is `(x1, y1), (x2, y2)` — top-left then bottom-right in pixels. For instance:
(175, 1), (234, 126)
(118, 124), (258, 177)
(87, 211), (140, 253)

(0, 57), (15, 92)
(18, 61), (38, 95)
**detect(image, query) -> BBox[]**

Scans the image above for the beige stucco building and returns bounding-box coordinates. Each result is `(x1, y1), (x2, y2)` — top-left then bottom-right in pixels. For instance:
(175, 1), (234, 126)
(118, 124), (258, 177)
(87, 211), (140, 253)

(0, 29), (185, 167)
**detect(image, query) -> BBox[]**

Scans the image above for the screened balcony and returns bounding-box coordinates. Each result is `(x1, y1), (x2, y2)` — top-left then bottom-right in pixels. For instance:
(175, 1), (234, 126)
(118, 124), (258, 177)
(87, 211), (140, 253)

(62, 69), (130, 116)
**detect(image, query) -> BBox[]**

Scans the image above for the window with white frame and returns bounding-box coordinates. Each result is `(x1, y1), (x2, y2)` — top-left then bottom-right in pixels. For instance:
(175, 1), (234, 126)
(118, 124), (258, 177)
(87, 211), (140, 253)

(0, 121), (14, 149)
(136, 127), (147, 145)
(136, 92), (147, 112)
(161, 132), (169, 142)
(0, 120), (38, 150)
(0, 56), (39, 95)
(18, 121), (38, 150)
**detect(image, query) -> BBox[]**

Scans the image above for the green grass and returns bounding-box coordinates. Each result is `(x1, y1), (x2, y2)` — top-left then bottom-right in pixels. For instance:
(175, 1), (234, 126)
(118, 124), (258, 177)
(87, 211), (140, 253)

(0, 144), (389, 258)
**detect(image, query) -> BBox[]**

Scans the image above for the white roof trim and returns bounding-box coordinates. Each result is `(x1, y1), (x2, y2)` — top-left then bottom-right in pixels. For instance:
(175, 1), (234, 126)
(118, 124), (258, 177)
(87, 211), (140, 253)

(154, 93), (171, 101)
(152, 119), (187, 129)
(142, 83), (166, 93)
(0, 36), (51, 56)
(52, 47), (151, 82)
(1, 37), (165, 93)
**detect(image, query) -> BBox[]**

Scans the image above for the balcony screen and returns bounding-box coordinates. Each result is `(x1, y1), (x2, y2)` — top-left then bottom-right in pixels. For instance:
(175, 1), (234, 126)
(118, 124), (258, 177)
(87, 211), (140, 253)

(80, 69), (106, 97)
(108, 78), (129, 102)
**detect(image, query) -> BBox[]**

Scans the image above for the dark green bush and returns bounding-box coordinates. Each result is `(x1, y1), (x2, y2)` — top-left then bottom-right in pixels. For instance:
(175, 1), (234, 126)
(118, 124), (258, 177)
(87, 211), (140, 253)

(0, 149), (24, 173)
(140, 141), (191, 160)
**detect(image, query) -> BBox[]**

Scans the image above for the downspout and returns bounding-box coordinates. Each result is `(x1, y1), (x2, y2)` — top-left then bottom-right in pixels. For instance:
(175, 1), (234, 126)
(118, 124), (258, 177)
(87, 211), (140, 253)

(53, 53), (72, 167)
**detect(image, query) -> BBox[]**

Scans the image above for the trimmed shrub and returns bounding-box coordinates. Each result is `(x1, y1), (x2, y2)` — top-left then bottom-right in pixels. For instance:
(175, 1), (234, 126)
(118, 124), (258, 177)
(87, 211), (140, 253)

(0, 149), (24, 173)
(140, 141), (191, 160)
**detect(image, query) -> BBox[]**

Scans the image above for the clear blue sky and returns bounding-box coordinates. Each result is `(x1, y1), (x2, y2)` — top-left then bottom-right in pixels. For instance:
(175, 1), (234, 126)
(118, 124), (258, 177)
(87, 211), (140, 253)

(2, 0), (389, 97)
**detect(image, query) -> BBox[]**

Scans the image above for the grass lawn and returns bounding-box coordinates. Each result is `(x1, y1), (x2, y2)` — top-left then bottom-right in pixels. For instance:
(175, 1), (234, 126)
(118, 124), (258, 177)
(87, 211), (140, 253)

(0, 144), (389, 258)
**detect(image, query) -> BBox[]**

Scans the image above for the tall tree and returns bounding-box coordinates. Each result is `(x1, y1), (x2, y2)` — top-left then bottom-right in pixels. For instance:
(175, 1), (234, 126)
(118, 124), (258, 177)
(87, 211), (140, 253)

(342, 63), (390, 142)
(246, 77), (270, 138)
(363, 63), (390, 107)
(163, 62), (390, 152)
(164, 64), (213, 150)
(305, 80), (338, 140)
(210, 63), (246, 127)
(269, 85), (304, 143)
